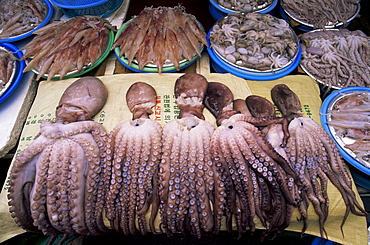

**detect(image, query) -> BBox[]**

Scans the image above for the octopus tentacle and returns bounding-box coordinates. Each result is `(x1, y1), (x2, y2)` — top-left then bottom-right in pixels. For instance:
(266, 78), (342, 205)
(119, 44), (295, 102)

(105, 124), (126, 232)
(255, 176), (269, 228)
(188, 130), (204, 238)
(302, 118), (352, 187)
(30, 144), (60, 236)
(136, 121), (162, 223)
(236, 115), (295, 180)
(210, 163), (226, 235)
(177, 126), (191, 235)
(157, 127), (174, 235)
(45, 140), (72, 234)
(57, 140), (74, 234)
(65, 139), (88, 235)
(210, 129), (231, 233)
(227, 128), (256, 231)
(197, 122), (225, 235)
(302, 125), (330, 218)
(299, 118), (366, 215)
(8, 136), (54, 232)
(166, 121), (184, 235)
(250, 171), (266, 228)
(294, 123), (328, 238)
(128, 132), (140, 235)
(70, 133), (104, 235)
(233, 121), (298, 206)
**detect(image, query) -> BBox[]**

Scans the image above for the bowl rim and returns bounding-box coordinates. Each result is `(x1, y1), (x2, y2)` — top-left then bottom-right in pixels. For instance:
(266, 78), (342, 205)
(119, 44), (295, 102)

(320, 86), (370, 176)
(50, 0), (109, 9)
(0, 0), (54, 43)
(0, 43), (25, 103)
(207, 44), (302, 80)
(209, 0), (278, 14)
(61, 0), (124, 18)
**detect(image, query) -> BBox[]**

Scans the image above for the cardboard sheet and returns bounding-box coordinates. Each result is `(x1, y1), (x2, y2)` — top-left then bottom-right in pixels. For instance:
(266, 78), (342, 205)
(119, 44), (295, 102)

(0, 73), (367, 244)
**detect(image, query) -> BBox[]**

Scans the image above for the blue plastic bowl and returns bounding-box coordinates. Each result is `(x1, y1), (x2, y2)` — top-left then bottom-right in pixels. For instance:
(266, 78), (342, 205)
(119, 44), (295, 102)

(0, 43), (26, 103)
(50, 0), (108, 9)
(352, 171), (370, 190)
(209, 0), (278, 20)
(61, 0), (124, 18)
(311, 236), (340, 245)
(208, 45), (301, 80)
(0, 0), (54, 43)
(207, 25), (301, 81)
(320, 87), (370, 177)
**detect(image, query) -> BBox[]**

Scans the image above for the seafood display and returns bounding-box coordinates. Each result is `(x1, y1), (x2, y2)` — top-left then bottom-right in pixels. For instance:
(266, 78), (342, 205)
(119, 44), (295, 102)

(326, 90), (370, 169)
(0, 0), (48, 39)
(300, 29), (370, 89)
(280, 0), (360, 29)
(205, 82), (299, 239)
(8, 77), (109, 237)
(103, 82), (162, 235)
(215, 0), (274, 12)
(154, 74), (226, 238)
(5, 73), (368, 243)
(21, 15), (114, 81)
(271, 84), (367, 238)
(0, 47), (17, 96)
(112, 6), (208, 73)
(209, 12), (299, 71)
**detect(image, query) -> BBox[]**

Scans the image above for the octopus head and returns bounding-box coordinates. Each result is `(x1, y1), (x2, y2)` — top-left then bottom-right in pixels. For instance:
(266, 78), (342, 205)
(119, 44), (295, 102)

(56, 76), (108, 123)
(271, 84), (303, 121)
(204, 82), (237, 125)
(126, 82), (157, 120)
(245, 95), (276, 118)
(174, 73), (209, 119)
(233, 98), (252, 116)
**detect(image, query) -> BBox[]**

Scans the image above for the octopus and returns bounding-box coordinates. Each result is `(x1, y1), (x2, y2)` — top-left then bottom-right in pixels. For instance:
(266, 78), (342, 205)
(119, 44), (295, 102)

(112, 5), (208, 73)
(244, 95), (289, 161)
(209, 12), (298, 71)
(281, 0), (360, 29)
(0, 0), (48, 39)
(271, 84), (368, 238)
(215, 0), (274, 12)
(0, 47), (17, 95)
(21, 15), (114, 81)
(204, 82), (301, 239)
(7, 76), (110, 239)
(103, 82), (162, 235)
(326, 91), (370, 168)
(153, 73), (226, 238)
(300, 29), (370, 89)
